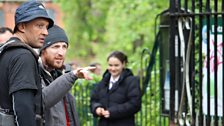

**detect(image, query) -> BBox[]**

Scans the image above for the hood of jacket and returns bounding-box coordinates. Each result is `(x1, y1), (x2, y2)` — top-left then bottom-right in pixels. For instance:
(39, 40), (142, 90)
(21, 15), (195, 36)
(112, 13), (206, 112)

(101, 68), (133, 85)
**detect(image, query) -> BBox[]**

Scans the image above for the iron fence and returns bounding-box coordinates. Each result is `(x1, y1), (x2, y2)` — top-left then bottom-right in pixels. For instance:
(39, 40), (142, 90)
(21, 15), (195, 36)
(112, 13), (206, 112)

(166, 0), (224, 125)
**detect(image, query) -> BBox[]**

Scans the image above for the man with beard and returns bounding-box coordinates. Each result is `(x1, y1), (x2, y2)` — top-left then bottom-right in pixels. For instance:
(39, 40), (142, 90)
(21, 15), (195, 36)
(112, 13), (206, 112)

(39, 25), (94, 126)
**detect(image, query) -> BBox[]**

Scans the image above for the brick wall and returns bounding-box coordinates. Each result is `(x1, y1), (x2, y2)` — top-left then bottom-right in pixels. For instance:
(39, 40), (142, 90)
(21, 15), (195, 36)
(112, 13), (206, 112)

(0, 1), (64, 29)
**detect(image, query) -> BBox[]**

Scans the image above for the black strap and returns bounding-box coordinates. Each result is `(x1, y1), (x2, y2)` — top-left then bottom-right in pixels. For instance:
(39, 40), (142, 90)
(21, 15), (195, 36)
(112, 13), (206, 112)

(0, 37), (39, 59)
(35, 69), (43, 126)
(0, 40), (16, 53)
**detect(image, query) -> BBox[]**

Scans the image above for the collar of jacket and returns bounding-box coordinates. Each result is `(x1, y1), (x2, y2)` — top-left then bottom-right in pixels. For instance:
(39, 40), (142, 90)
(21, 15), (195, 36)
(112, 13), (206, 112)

(102, 68), (134, 85)
(2, 37), (39, 60)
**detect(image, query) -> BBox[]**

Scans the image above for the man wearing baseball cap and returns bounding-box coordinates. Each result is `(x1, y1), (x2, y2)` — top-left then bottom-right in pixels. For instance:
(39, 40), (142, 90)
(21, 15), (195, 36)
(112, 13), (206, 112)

(0, 1), (53, 126)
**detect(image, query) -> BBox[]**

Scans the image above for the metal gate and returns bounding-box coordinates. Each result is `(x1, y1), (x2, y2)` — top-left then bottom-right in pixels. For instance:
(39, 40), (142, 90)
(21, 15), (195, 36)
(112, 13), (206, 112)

(161, 0), (224, 125)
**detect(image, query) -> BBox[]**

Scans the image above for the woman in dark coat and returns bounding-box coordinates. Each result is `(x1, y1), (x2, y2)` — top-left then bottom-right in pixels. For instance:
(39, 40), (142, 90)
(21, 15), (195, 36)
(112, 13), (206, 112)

(90, 51), (142, 126)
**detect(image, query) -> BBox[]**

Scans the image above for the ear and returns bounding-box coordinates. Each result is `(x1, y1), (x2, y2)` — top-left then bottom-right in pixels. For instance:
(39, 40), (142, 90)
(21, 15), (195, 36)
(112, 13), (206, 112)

(40, 49), (46, 56)
(16, 23), (26, 33)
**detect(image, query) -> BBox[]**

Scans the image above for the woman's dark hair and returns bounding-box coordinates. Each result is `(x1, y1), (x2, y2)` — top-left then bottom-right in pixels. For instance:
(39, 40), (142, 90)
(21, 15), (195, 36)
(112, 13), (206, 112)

(107, 51), (128, 64)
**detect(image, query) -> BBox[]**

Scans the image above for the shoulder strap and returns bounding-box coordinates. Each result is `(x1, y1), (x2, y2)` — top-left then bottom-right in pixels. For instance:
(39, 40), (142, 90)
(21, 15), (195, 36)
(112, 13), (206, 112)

(0, 38), (39, 60)
(0, 40), (17, 53)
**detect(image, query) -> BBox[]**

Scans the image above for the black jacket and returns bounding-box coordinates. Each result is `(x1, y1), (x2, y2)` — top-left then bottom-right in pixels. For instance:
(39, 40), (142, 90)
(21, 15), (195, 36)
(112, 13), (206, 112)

(90, 68), (141, 126)
(0, 37), (41, 126)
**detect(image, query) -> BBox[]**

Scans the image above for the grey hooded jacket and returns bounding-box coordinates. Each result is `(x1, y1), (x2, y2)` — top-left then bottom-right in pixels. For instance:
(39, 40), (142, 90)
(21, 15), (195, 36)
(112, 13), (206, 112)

(40, 62), (80, 126)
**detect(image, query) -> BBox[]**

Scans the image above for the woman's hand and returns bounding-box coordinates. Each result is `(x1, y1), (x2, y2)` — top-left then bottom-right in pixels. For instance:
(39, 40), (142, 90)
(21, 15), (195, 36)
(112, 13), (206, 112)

(102, 110), (110, 118)
(95, 107), (110, 118)
(96, 107), (104, 116)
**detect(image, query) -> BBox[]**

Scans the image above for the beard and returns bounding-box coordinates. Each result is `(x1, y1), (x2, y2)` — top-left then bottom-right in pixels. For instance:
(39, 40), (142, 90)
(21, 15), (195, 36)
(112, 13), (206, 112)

(46, 58), (64, 70)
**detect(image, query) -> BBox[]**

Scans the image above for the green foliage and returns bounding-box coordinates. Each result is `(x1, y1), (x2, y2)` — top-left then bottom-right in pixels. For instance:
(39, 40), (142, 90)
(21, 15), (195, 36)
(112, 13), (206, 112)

(55, 0), (168, 73)
(72, 74), (101, 126)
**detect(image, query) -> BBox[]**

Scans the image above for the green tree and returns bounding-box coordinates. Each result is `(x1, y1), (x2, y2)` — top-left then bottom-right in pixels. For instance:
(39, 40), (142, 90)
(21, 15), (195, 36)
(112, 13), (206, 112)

(55, 0), (168, 73)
